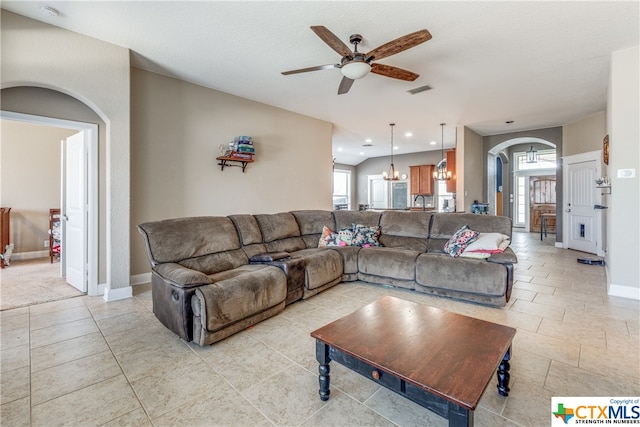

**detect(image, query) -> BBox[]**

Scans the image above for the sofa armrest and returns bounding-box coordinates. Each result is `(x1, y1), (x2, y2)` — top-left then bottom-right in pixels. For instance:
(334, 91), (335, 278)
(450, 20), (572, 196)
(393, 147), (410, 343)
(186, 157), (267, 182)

(153, 263), (212, 288)
(487, 247), (518, 265)
(249, 252), (291, 263)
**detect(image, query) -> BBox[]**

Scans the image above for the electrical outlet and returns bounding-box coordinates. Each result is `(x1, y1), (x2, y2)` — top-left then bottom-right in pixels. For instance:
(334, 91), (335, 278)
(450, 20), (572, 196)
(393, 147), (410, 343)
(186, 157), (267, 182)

(44, 240), (49, 248)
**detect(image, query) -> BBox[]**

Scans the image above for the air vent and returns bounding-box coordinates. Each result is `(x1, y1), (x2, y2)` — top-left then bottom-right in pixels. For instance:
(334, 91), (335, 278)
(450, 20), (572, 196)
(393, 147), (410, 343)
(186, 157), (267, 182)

(407, 85), (432, 95)
(362, 143), (373, 147)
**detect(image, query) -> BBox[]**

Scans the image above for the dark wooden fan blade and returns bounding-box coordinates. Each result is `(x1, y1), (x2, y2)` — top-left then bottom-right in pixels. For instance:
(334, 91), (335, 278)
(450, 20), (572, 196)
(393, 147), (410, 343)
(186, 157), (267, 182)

(281, 64), (338, 75)
(366, 29), (432, 61)
(338, 76), (354, 95)
(311, 26), (353, 58)
(371, 63), (419, 81)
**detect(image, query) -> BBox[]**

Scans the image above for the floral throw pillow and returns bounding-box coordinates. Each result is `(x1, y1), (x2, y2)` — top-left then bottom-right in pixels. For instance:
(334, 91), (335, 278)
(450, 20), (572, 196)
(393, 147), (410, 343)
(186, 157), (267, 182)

(351, 224), (382, 248)
(318, 226), (353, 247)
(444, 225), (480, 257)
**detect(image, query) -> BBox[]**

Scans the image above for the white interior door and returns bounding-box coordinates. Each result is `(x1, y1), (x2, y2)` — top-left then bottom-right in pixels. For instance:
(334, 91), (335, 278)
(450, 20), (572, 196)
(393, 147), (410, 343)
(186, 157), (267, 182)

(63, 132), (87, 292)
(368, 176), (389, 209)
(564, 154), (600, 254)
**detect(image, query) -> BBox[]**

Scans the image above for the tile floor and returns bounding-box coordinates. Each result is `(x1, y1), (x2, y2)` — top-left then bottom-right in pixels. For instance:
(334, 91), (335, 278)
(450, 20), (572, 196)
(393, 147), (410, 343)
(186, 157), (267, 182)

(1, 232), (638, 426)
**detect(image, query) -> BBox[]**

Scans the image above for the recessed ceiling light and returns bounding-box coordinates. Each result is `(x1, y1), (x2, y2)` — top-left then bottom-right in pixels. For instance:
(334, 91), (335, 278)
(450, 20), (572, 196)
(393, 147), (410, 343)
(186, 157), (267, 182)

(359, 151), (365, 155)
(404, 132), (413, 137)
(40, 5), (59, 17)
(394, 146), (399, 150)
(365, 138), (372, 143)
(337, 147), (343, 152)
(430, 141), (437, 145)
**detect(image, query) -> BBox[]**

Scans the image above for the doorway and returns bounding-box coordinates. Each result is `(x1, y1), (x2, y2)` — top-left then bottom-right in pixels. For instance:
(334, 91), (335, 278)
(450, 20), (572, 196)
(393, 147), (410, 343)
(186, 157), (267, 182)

(0, 111), (98, 296)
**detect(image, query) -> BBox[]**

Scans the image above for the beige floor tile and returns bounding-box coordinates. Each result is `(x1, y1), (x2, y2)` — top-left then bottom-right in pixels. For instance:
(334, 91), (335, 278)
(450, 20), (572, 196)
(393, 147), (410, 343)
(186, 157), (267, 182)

(506, 348), (551, 389)
(513, 329), (580, 367)
(0, 344), (29, 373)
(103, 322), (183, 356)
(0, 312), (29, 331)
(329, 362), (381, 403)
(86, 296), (148, 321)
(510, 299), (565, 322)
(303, 390), (395, 426)
(537, 317), (606, 348)
(510, 288), (536, 302)
(544, 360), (638, 396)
(31, 375), (141, 426)
(579, 344), (640, 384)
(501, 377), (554, 426)
(102, 407), (153, 427)
(28, 296), (86, 316)
(116, 339), (202, 382)
(513, 280), (556, 295)
(0, 306), (29, 320)
(0, 326), (29, 350)
(533, 292), (586, 310)
(30, 331), (109, 372)
(153, 389), (272, 427)
(131, 359), (226, 419)
(363, 386), (447, 427)
(95, 309), (162, 337)
(0, 366), (29, 405)
(241, 364), (328, 426)
(31, 350), (122, 405)
(29, 305), (91, 331)
(0, 396), (30, 427)
(30, 316), (99, 349)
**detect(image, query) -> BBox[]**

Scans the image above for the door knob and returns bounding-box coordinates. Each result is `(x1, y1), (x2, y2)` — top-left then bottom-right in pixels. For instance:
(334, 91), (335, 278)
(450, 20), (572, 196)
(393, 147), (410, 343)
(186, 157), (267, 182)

(565, 209), (571, 213)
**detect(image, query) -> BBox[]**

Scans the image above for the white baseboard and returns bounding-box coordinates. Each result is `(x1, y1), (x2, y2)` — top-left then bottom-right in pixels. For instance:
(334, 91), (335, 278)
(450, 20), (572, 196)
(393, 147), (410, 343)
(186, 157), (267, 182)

(608, 283), (640, 300)
(130, 272), (151, 285)
(103, 286), (133, 302)
(11, 250), (49, 261)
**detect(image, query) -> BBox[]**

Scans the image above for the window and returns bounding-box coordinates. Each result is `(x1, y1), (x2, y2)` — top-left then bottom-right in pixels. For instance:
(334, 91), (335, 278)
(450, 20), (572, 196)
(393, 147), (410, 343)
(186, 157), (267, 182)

(333, 169), (351, 210)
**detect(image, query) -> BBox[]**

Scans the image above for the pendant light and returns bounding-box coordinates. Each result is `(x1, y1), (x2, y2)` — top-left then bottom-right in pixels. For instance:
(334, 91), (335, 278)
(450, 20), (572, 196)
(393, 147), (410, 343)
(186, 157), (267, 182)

(433, 123), (451, 181)
(526, 145), (538, 163)
(382, 123), (400, 181)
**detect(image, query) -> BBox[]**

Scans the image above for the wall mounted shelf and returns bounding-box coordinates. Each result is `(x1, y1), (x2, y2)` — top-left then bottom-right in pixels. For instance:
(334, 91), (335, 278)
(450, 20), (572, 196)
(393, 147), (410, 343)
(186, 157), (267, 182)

(217, 156), (253, 172)
(596, 185), (611, 195)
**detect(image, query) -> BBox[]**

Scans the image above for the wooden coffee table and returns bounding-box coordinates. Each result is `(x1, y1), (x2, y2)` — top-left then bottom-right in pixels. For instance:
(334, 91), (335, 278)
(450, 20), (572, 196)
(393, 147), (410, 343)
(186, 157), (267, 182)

(310, 296), (516, 427)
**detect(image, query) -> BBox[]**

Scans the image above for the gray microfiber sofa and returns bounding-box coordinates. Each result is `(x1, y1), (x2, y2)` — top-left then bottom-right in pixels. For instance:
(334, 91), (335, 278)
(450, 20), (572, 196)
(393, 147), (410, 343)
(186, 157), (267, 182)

(138, 210), (517, 346)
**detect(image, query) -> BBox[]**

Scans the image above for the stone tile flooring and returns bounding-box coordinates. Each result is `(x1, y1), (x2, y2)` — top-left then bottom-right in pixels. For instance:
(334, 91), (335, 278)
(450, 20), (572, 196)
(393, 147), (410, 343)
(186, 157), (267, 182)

(1, 232), (638, 426)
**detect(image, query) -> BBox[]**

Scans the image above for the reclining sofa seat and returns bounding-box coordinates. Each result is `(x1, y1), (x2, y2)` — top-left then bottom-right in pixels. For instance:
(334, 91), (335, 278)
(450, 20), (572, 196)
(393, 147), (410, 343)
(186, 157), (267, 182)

(138, 216), (287, 345)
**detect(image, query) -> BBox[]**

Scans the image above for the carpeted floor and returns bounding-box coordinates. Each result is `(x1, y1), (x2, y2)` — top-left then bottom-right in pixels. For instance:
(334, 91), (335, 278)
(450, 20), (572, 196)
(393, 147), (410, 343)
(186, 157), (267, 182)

(0, 257), (84, 311)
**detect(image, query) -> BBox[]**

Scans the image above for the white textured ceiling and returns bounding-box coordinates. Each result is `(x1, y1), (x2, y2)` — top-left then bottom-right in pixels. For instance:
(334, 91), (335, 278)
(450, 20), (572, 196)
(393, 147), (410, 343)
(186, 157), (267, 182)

(3, 1), (638, 165)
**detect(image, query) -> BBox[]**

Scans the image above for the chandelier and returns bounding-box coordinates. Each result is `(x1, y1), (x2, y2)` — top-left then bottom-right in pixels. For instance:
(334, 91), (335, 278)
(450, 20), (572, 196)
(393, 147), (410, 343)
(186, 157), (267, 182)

(433, 123), (451, 181)
(382, 123), (400, 181)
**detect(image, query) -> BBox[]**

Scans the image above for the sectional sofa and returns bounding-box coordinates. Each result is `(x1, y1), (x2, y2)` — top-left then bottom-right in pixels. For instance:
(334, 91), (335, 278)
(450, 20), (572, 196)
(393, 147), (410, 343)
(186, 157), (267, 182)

(138, 210), (516, 346)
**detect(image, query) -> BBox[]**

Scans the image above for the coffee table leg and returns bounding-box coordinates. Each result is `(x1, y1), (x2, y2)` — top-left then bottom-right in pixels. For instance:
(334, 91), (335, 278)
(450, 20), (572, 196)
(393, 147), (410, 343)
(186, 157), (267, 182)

(497, 346), (511, 396)
(315, 340), (331, 401)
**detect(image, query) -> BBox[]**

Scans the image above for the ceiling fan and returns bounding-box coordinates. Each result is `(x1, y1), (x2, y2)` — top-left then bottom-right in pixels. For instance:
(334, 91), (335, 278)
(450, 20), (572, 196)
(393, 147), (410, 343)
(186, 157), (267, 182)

(281, 26), (432, 95)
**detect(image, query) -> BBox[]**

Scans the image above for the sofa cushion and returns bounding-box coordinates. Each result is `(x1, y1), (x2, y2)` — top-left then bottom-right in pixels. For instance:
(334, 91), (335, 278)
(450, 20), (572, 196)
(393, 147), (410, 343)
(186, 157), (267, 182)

(255, 212), (301, 242)
(358, 247), (420, 281)
(228, 214), (263, 245)
(379, 211), (430, 251)
(179, 249), (249, 275)
(264, 237), (306, 253)
(193, 265), (286, 332)
(138, 216), (241, 265)
(291, 210), (336, 235)
(415, 253), (507, 297)
(430, 213), (512, 239)
(290, 248), (343, 290)
(334, 210), (381, 230)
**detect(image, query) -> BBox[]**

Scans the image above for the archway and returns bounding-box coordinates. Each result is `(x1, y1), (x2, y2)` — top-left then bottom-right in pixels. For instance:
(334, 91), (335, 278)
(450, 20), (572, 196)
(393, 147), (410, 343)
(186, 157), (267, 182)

(487, 137), (556, 218)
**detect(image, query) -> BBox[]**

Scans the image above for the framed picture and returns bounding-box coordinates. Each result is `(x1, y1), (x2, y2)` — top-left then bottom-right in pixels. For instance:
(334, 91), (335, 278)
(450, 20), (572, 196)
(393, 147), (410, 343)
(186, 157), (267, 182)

(603, 134), (609, 165)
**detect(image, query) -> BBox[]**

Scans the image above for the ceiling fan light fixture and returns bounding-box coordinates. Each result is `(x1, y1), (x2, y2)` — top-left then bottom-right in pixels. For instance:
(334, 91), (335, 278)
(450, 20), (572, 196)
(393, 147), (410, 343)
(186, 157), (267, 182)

(341, 60), (371, 80)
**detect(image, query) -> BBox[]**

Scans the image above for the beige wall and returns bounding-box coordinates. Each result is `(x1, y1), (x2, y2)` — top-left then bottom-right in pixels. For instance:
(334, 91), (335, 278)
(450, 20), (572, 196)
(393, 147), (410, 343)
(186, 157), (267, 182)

(606, 46), (639, 298)
(130, 69), (333, 275)
(1, 10), (130, 296)
(0, 121), (76, 252)
(563, 112), (606, 157)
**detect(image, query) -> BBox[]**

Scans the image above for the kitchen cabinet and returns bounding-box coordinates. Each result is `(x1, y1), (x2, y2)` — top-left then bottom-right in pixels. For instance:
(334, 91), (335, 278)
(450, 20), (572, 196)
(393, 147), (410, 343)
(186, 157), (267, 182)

(409, 165), (435, 195)
(446, 149), (456, 194)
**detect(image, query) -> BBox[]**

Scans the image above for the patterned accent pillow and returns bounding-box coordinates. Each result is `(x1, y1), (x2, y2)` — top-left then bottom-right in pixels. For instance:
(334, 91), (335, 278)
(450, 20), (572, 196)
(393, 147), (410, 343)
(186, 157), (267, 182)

(443, 225), (480, 257)
(351, 224), (382, 248)
(318, 226), (353, 247)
